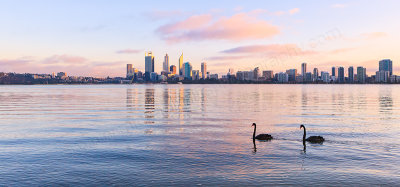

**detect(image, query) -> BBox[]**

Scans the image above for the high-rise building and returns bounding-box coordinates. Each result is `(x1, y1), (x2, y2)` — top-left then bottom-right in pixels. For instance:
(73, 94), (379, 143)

(305, 72), (313, 82)
(179, 53), (183, 76)
(321, 71), (330, 83)
(263, 70), (274, 80)
(348, 66), (354, 83)
(338, 67), (345, 83)
(163, 54), (169, 73)
(183, 62), (192, 79)
(277, 72), (289, 83)
(145, 52), (154, 73)
(170, 65), (176, 75)
(379, 59), (393, 75)
(313, 68), (318, 82)
(201, 62), (207, 79)
(357, 66), (366, 83)
(301, 63), (307, 80)
(286, 69), (297, 82)
(192, 70), (200, 80)
(331, 66), (337, 77)
(376, 71), (389, 83)
(253, 67), (260, 80)
(126, 64), (133, 78)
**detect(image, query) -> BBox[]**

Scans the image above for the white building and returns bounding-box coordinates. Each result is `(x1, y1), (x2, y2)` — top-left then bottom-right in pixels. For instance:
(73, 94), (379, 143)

(163, 54), (169, 73)
(321, 71), (330, 83)
(277, 72), (289, 83)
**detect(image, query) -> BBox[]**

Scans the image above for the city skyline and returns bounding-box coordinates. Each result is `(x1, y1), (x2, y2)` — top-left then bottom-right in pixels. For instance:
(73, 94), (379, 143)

(1, 0), (400, 77)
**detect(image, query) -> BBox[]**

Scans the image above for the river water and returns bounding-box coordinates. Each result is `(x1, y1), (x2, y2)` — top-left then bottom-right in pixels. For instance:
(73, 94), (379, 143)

(0, 84), (399, 186)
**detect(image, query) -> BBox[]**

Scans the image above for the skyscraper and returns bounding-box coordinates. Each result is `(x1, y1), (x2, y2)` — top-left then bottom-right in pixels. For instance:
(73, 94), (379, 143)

(170, 65), (176, 75)
(201, 62), (207, 79)
(179, 53), (183, 76)
(145, 52), (154, 73)
(379, 59), (393, 75)
(348, 66), (354, 83)
(163, 54), (169, 73)
(357, 66), (366, 83)
(183, 62), (192, 79)
(126, 64), (133, 78)
(286, 69), (297, 82)
(338, 67), (345, 83)
(313, 68), (318, 82)
(331, 66), (336, 77)
(301, 63), (307, 80)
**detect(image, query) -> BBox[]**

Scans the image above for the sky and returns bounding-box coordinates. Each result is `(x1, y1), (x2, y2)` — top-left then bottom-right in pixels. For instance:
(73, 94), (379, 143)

(0, 0), (399, 77)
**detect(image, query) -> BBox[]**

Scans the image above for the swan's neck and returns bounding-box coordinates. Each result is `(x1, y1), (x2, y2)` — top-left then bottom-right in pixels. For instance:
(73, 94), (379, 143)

(302, 126), (306, 142)
(253, 125), (256, 139)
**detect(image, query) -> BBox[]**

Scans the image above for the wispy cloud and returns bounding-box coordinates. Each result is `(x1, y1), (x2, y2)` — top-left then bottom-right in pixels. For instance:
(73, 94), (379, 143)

(221, 44), (316, 56)
(332, 4), (349, 9)
(42, 55), (87, 65)
(143, 10), (183, 21)
(116, 49), (142, 54)
(156, 12), (280, 43)
(361, 32), (387, 39)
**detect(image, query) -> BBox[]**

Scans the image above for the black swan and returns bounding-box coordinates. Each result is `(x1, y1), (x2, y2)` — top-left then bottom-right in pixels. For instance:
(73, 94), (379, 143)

(252, 123), (273, 141)
(300, 124), (325, 143)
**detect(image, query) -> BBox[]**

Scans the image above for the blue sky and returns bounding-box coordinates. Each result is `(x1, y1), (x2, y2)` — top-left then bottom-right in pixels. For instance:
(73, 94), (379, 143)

(0, 0), (399, 77)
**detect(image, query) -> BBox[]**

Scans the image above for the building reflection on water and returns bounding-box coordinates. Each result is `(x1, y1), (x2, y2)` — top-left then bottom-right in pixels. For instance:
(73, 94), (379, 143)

(145, 88), (155, 124)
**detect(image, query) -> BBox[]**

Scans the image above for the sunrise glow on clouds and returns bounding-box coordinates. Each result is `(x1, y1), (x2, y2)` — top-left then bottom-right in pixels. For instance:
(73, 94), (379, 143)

(0, 0), (399, 77)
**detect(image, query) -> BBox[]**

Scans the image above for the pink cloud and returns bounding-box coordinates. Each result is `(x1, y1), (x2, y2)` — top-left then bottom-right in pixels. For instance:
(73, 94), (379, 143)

(221, 44), (316, 56)
(362, 32), (387, 39)
(156, 13), (280, 43)
(42, 55), (87, 65)
(289, 8), (300, 15)
(116, 49), (142, 54)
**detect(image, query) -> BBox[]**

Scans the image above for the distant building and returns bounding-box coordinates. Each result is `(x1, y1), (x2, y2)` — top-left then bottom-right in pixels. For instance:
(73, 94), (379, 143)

(338, 67), (345, 83)
(57, 72), (67, 78)
(301, 63), (307, 80)
(183, 62), (192, 79)
(253, 67), (260, 80)
(313, 68), (318, 82)
(192, 70), (200, 80)
(286, 69), (297, 82)
(277, 72), (289, 83)
(145, 52), (154, 73)
(263, 70), (274, 80)
(376, 71), (389, 83)
(348, 66), (354, 83)
(150, 72), (158, 82)
(379, 59), (393, 75)
(201, 62), (207, 79)
(305, 72), (312, 82)
(209, 74), (218, 80)
(170, 65), (176, 75)
(357, 66), (366, 83)
(331, 66), (337, 77)
(127, 64), (134, 78)
(179, 53), (183, 76)
(321, 71), (330, 83)
(163, 54), (169, 73)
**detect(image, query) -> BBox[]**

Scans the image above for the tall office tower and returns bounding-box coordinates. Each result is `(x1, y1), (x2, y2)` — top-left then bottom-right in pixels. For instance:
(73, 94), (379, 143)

(313, 68), (319, 81)
(179, 53), (183, 75)
(263, 70), (274, 80)
(163, 54), (169, 72)
(301, 63), (307, 80)
(357, 66), (366, 83)
(286, 69), (297, 82)
(253, 67), (260, 80)
(201, 62), (207, 79)
(379, 59), (393, 75)
(145, 52), (154, 73)
(331, 66), (336, 77)
(183, 62), (192, 79)
(321, 71), (330, 83)
(170, 65), (176, 75)
(376, 71), (389, 83)
(338, 67), (345, 83)
(348, 66), (354, 83)
(126, 64), (133, 78)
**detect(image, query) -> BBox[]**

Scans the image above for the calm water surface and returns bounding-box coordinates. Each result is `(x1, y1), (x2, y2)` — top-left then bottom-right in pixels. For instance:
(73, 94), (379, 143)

(0, 84), (399, 186)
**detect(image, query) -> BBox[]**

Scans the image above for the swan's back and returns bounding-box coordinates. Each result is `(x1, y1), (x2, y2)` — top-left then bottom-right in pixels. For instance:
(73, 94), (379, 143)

(306, 136), (325, 143)
(255, 134), (273, 140)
